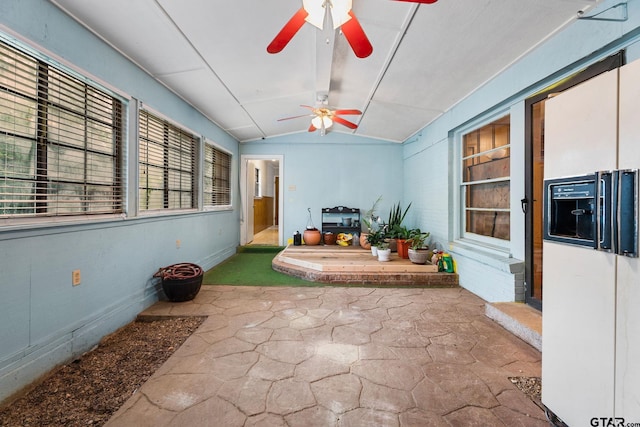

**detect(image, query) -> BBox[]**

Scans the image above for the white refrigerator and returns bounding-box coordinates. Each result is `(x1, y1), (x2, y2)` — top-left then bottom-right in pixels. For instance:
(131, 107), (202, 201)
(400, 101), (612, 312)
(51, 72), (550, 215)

(542, 59), (640, 425)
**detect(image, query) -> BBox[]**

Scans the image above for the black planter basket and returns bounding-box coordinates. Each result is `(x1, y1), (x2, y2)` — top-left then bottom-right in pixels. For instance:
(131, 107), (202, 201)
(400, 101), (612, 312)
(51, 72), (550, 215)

(154, 262), (203, 302)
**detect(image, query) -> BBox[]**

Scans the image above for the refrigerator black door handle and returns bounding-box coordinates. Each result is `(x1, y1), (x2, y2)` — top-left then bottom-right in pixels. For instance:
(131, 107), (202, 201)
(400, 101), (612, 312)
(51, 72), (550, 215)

(617, 169), (638, 257)
(596, 171), (614, 252)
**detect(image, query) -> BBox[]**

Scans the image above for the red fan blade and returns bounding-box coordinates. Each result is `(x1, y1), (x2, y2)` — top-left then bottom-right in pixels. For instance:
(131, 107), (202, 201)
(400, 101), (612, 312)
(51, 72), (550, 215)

(267, 8), (309, 54)
(393, 0), (438, 3)
(308, 123), (317, 132)
(333, 116), (358, 129)
(333, 109), (362, 115)
(340, 11), (373, 58)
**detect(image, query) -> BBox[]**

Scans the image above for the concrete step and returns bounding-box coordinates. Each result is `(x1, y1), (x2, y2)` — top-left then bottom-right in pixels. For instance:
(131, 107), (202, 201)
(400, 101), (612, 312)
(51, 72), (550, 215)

(485, 302), (542, 351)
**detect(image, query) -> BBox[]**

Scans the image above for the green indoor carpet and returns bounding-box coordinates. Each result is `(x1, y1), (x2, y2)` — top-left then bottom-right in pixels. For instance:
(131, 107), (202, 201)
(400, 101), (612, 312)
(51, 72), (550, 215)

(203, 246), (319, 287)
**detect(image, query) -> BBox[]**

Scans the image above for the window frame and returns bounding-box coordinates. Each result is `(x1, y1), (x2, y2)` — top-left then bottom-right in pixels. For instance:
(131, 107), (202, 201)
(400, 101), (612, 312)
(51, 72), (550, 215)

(203, 140), (232, 211)
(0, 37), (127, 227)
(455, 112), (512, 251)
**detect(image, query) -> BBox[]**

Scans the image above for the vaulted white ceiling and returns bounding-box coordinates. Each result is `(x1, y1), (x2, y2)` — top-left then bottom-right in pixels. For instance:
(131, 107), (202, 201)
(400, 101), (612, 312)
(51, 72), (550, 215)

(49, 0), (600, 143)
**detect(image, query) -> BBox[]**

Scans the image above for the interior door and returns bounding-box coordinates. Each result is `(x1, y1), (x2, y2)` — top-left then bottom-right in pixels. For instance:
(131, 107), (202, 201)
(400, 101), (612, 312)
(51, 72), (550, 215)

(274, 176), (279, 225)
(524, 100), (545, 310)
(246, 160), (255, 243)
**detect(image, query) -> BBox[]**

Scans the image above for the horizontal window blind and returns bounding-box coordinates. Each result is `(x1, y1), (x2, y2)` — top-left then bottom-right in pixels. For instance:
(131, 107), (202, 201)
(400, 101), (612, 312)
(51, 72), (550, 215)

(0, 41), (124, 218)
(139, 110), (197, 211)
(204, 143), (231, 206)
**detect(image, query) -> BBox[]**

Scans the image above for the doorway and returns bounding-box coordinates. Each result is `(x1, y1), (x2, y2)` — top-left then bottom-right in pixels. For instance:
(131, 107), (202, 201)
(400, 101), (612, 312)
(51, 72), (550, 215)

(240, 155), (283, 246)
(523, 52), (625, 310)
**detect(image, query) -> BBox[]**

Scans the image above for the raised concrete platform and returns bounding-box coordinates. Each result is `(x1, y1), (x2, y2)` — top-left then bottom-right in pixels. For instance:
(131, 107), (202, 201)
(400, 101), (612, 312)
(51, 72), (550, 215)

(272, 245), (458, 287)
(485, 302), (542, 351)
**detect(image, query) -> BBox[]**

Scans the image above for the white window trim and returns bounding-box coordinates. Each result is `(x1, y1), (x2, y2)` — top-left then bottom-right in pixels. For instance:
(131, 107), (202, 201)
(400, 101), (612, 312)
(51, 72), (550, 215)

(452, 110), (512, 253)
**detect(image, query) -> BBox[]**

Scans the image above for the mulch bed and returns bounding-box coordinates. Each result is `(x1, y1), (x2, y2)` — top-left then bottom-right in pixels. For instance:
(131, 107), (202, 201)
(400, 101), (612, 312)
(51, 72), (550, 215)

(0, 316), (205, 427)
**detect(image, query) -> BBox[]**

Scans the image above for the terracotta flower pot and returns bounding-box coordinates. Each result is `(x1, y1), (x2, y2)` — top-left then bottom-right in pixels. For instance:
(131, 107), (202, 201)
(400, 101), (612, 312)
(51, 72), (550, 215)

(303, 229), (322, 245)
(396, 239), (410, 259)
(323, 232), (337, 245)
(360, 233), (371, 250)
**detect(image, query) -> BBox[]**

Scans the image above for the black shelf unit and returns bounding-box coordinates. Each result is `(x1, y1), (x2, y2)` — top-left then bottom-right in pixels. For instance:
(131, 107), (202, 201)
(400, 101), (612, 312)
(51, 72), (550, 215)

(321, 206), (361, 236)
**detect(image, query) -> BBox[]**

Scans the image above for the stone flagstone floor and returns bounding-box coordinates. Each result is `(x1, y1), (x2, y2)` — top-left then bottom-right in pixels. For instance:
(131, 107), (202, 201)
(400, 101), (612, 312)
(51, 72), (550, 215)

(105, 286), (546, 427)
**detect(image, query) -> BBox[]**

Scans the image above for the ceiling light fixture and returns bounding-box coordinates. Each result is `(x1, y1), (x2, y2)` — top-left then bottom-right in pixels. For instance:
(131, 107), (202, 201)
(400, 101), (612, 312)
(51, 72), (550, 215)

(311, 115), (333, 130)
(303, 0), (352, 30)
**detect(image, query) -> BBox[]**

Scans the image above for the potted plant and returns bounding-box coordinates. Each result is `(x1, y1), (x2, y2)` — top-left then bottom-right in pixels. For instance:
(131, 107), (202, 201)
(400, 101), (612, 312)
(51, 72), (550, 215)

(360, 195), (382, 249)
(392, 225), (412, 259)
(365, 228), (384, 256)
(407, 230), (431, 264)
(386, 202), (412, 252)
(376, 240), (391, 262)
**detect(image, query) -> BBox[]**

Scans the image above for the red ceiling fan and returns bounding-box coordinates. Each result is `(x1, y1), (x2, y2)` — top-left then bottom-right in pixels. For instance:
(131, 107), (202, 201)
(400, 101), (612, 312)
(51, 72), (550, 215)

(267, 0), (438, 58)
(278, 103), (362, 136)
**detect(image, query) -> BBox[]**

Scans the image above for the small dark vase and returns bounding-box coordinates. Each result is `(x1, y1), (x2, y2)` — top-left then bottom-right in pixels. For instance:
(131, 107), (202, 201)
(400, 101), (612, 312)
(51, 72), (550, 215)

(154, 263), (203, 302)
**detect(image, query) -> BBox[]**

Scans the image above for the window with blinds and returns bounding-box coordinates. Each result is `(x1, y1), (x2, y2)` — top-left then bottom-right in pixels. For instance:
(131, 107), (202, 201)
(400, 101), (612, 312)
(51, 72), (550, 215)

(203, 143), (231, 207)
(0, 41), (124, 219)
(138, 110), (197, 211)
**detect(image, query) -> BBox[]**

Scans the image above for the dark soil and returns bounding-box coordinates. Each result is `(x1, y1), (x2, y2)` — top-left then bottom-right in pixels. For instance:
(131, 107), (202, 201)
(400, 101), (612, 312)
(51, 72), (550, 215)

(0, 316), (205, 427)
(509, 376), (542, 403)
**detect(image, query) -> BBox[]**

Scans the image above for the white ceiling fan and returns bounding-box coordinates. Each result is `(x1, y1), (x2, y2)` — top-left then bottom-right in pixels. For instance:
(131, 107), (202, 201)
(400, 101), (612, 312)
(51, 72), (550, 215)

(277, 95), (362, 136)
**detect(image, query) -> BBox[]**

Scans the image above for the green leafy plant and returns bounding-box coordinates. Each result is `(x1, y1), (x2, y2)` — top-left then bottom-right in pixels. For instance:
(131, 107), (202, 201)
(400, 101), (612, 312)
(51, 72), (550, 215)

(377, 240), (390, 250)
(390, 224), (412, 240)
(365, 228), (385, 247)
(362, 195), (383, 232)
(386, 202), (412, 237)
(407, 229), (431, 250)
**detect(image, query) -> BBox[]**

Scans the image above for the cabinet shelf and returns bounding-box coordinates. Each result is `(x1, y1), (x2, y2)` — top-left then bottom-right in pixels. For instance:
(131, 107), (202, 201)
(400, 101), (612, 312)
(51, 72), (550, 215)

(321, 206), (361, 235)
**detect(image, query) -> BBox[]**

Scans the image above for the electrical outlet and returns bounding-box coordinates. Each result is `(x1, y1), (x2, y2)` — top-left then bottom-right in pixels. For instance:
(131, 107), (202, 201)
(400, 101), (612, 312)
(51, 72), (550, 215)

(72, 270), (81, 286)
(176, 239), (181, 249)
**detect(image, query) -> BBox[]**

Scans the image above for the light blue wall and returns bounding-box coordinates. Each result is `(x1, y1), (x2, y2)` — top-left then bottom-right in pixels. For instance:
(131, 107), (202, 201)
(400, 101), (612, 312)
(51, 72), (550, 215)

(3, 0), (640, 404)
(0, 0), (240, 401)
(241, 132), (405, 242)
(402, 0), (640, 301)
